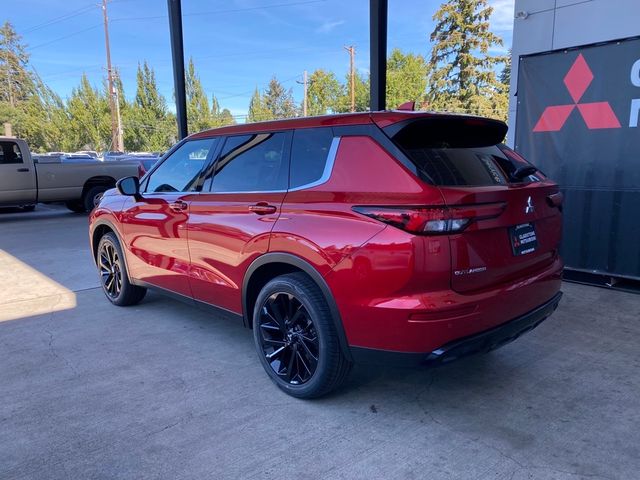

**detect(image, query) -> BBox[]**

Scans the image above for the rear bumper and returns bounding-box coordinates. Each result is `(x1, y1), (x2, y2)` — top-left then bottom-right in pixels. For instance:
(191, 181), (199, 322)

(350, 291), (563, 367)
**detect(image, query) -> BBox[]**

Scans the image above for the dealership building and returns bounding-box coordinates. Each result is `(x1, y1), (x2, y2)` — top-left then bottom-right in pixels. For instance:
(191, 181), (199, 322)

(507, 0), (640, 285)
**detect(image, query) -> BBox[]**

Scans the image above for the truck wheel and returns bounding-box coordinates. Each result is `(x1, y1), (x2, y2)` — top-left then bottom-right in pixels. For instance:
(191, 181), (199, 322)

(65, 200), (86, 213)
(253, 272), (352, 399)
(83, 185), (109, 212)
(97, 232), (146, 306)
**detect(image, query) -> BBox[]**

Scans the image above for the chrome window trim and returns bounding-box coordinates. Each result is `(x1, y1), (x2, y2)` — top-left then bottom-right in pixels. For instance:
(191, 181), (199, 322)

(198, 189), (288, 195)
(288, 136), (340, 192)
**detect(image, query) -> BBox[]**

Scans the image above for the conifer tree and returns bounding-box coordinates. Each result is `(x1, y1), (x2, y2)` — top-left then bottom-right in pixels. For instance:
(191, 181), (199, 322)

(247, 88), (271, 122)
(428, 0), (507, 118)
(0, 22), (35, 107)
(128, 62), (174, 151)
(185, 57), (212, 132)
(263, 76), (297, 119)
(67, 74), (110, 150)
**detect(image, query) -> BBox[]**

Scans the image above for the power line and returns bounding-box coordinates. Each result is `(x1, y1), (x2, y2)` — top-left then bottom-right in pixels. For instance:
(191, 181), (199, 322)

(28, 24), (102, 51)
(110, 0), (326, 23)
(21, 4), (95, 34)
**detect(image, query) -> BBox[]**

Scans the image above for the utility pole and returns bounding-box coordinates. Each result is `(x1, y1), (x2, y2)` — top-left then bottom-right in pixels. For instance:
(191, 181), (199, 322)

(112, 71), (124, 151)
(344, 46), (356, 112)
(101, 0), (122, 151)
(297, 70), (309, 116)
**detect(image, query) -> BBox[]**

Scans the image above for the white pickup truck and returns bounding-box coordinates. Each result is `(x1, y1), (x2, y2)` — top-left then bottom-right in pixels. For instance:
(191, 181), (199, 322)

(0, 137), (140, 212)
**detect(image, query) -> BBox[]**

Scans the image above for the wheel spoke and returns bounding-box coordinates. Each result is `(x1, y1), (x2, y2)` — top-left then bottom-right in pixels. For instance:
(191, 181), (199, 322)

(296, 350), (312, 377)
(285, 344), (297, 381)
(260, 322), (280, 332)
(266, 346), (286, 360)
(289, 303), (305, 325)
(263, 338), (285, 347)
(266, 298), (286, 332)
(114, 271), (121, 294)
(299, 337), (318, 362)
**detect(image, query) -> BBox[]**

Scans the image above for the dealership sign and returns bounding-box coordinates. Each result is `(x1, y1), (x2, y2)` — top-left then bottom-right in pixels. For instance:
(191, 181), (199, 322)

(515, 37), (640, 280)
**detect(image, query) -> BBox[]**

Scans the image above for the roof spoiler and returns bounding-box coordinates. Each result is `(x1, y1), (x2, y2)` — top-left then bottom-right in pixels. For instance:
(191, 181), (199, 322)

(381, 115), (508, 148)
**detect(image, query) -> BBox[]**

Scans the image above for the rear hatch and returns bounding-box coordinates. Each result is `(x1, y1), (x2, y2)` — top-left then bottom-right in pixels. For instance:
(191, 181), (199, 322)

(384, 115), (563, 293)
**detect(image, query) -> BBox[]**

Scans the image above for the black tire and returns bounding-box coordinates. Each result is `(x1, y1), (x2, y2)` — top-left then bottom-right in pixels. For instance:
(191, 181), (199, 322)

(83, 185), (109, 212)
(65, 200), (85, 213)
(253, 272), (352, 399)
(97, 232), (146, 306)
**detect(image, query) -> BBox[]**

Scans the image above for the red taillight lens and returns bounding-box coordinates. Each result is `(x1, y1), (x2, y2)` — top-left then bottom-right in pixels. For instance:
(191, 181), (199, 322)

(353, 203), (506, 235)
(138, 163), (146, 178)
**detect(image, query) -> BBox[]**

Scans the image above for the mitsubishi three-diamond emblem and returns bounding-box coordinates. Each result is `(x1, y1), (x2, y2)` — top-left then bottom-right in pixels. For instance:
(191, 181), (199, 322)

(533, 54), (622, 132)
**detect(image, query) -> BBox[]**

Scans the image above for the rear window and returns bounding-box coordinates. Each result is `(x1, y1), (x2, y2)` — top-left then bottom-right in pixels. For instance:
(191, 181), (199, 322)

(404, 146), (510, 186)
(290, 128), (334, 189)
(387, 117), (540, 186)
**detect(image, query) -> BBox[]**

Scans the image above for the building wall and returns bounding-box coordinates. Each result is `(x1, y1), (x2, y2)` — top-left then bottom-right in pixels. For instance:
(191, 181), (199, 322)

(507, 0), (640, 145)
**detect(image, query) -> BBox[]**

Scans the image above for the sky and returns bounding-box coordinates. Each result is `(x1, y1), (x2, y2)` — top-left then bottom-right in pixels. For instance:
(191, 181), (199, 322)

(5, 0), (515, 121)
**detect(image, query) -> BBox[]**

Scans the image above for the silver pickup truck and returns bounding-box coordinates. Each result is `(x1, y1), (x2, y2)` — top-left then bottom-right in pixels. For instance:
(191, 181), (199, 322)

(0, 137), (140, 212)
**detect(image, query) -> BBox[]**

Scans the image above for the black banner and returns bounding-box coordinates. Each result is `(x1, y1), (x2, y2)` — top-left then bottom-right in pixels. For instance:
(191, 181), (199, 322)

(515, 37), (640, 280)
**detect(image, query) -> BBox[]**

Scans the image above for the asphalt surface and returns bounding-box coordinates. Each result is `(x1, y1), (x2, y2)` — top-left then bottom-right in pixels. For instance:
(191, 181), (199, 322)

(1, 204), (639, 480)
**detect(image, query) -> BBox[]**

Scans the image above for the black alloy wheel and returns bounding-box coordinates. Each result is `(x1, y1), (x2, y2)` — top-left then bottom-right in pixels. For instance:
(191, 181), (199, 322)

(96, 232), (146, 306)
(257, 292), (319, 385)
(99, 241), (122, 299)
(252, 273), (352, 398)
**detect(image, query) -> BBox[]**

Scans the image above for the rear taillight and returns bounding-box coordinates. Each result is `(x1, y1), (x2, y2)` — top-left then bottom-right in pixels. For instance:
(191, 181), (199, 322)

(137, 163), (146, 178)
(353, 203), (506, 235)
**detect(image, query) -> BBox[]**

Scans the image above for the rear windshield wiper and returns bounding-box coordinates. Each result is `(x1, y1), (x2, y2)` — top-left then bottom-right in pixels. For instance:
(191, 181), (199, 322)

(511, 165), (538, 181)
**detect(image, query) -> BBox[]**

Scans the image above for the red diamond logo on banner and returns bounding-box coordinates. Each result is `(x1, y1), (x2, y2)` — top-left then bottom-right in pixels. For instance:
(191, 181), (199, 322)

(533, 54), (621, 132)
(563, 54), (594, 103)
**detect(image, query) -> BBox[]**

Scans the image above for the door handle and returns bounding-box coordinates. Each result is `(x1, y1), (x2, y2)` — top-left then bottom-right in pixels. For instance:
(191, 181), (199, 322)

(17, 168), (29, 172)
(248, 202), (277, 215)
(169, 200), (188, 212)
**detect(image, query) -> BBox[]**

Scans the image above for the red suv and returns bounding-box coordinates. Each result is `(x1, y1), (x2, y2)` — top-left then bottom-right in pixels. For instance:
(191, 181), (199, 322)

(89, 111), (563, 398)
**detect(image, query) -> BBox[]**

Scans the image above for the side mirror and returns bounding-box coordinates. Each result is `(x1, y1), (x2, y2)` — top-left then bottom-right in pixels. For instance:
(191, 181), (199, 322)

(116, 176), (140, 197)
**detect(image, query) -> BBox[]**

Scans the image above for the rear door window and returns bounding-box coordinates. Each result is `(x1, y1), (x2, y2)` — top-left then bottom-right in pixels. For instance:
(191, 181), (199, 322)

(290, 128), (334, 189)
(209, 132), (288, 193)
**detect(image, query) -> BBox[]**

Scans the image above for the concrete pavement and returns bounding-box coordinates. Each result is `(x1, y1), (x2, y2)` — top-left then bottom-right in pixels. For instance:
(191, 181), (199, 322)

(1, 204), (639, 479)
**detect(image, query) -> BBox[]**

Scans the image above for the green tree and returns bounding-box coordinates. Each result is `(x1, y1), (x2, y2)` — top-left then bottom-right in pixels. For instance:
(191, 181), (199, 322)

(0, 21), (35, 107)
(263, 76), (297, 119)
(0, 22), (70, 151)
(15, 80), (70, 152)
(247, 87), (271, 122)
(219, 107), (235, 126)
(335, 70), (369, 113)
(127, 62), (174, 151)
(66, 74), (111, 151)
(428, 0), (507, 119)
(307, 69), (343, 116)
(210, 94), (236, 127)
(386, 48), (429, 109)
(186, 57), (212, 133)
(500, 48), (511, 87)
